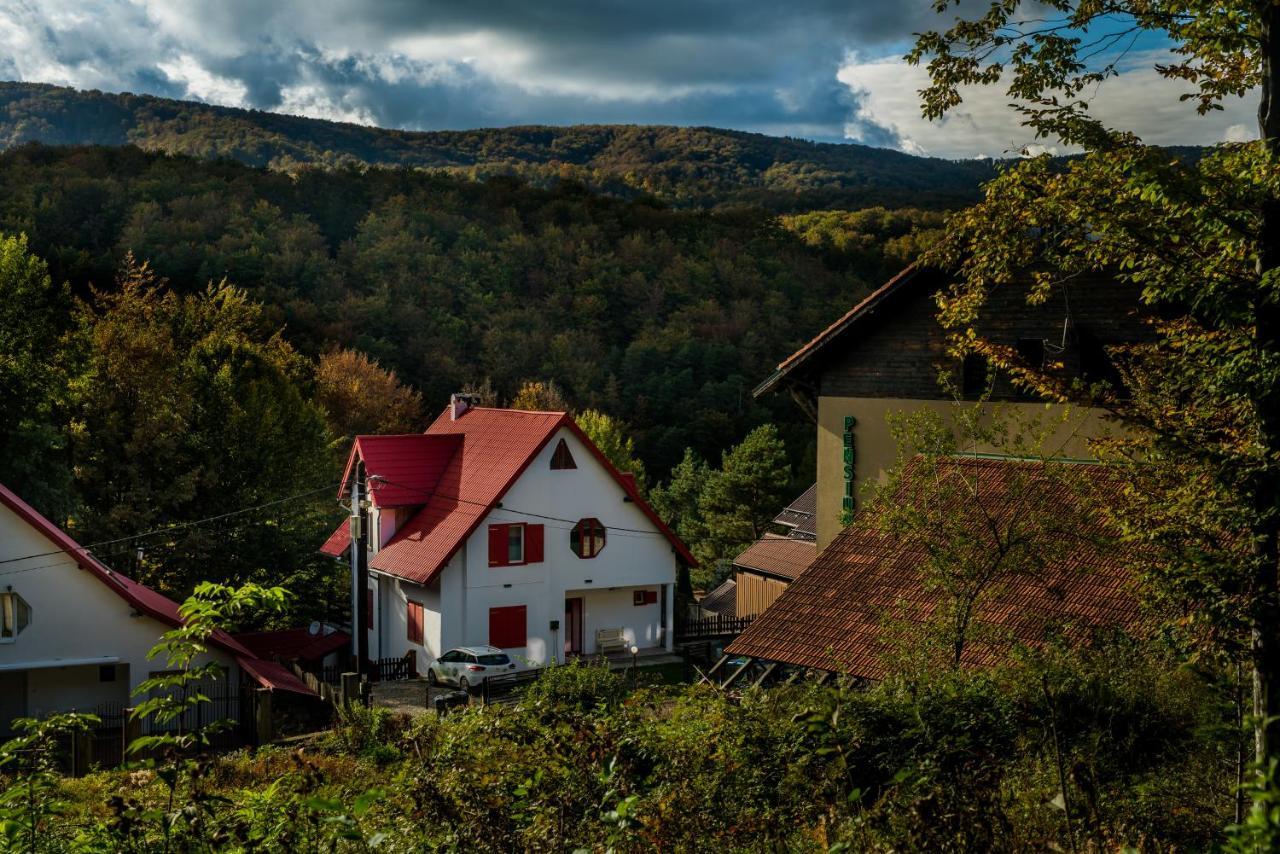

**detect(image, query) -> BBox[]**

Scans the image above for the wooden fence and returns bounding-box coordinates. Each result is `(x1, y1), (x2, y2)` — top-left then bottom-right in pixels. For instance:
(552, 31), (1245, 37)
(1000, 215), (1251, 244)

(675, 613), (754, 641)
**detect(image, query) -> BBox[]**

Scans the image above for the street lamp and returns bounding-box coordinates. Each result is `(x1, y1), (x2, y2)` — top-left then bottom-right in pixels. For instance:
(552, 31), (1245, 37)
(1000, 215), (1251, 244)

(629, 645), (639, 685)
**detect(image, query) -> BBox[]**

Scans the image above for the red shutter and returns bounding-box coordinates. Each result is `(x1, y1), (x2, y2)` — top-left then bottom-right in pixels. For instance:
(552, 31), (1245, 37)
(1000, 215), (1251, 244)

(407, 600), (424, 645)
(525, 524), (544, 563)
(489, 605), (527, 648)
(645, 590), (659, 605)
(488, 524), (508, 567)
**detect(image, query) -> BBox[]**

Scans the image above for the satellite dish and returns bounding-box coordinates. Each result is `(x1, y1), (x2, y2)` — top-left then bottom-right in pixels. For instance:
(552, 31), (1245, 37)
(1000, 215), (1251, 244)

(308, 620), (322, 636)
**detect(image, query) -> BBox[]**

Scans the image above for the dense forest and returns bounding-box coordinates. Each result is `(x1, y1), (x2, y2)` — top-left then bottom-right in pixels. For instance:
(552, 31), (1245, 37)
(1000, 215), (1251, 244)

(0, 143), (946, 608)
(0, 82), (998, 210)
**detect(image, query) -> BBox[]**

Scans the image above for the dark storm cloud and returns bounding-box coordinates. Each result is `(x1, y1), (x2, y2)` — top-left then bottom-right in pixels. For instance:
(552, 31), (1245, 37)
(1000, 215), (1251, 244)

(2, 0), (939, 143)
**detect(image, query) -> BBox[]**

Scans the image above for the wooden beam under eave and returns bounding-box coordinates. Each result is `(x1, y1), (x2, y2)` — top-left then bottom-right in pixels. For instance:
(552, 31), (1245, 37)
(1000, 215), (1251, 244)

(721, 657), (755, 689)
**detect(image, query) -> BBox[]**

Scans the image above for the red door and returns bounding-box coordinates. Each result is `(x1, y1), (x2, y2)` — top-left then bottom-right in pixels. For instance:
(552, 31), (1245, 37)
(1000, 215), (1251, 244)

(564, 598), (584, 655)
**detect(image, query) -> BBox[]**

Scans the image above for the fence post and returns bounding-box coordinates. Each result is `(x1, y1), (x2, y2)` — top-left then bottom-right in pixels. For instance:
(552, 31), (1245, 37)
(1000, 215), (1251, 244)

(254, 689), (273, 745)
(405, 649), (417, 677)
(123, 708), (141, 760)
(72, 728), (90, 777)
(341, 672), (359, 709)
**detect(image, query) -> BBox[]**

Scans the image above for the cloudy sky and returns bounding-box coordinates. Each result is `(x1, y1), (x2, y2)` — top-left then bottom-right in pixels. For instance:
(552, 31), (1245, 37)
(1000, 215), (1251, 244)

(0, 0), (1256, 158)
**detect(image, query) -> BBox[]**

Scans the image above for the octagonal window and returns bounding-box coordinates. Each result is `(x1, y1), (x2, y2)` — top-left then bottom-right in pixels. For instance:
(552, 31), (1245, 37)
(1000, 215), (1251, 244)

(0, 590), (31, 642)
(570, 518), (606, 559)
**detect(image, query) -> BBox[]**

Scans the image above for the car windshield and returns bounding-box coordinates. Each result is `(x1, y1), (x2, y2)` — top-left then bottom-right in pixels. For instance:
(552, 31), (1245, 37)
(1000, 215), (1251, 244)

(477, 654), (509, 665)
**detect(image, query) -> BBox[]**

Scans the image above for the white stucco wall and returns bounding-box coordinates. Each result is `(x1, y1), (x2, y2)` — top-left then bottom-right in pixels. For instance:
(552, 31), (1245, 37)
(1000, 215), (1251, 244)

(446, 426), (678, 666)
(374, 570), (444, 672)
(0, 500), (234, 721)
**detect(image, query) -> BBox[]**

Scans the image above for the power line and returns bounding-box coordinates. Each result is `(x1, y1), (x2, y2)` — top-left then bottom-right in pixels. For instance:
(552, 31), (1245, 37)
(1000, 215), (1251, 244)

(363, 474), (671, 539)
(0, 482), (341, 570)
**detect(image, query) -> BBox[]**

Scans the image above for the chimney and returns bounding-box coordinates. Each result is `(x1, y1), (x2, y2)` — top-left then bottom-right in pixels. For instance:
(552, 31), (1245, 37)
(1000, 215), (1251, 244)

(450, 393), (479, 421)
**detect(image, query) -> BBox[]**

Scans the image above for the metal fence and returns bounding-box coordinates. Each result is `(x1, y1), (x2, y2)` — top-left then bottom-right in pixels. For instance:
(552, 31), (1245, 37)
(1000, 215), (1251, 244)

(481, 668), (546, 706)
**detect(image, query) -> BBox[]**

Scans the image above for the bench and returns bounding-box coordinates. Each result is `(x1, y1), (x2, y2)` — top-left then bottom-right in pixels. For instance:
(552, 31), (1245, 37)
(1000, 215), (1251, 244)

(595, 627), (628, 655)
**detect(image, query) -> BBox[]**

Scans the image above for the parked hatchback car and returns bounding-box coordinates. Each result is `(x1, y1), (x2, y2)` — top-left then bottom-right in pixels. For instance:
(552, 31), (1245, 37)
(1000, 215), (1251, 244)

(427, 645), (517, 691)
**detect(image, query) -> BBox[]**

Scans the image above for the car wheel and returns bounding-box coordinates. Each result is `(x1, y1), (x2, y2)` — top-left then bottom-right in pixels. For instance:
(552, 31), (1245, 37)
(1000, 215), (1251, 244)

(427, 669), (438, 686)
(458, 676), (470, 692)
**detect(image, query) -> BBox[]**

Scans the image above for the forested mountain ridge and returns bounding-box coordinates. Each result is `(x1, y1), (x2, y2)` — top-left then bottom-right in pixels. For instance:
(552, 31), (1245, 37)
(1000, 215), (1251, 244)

(0, 81), (997, 210)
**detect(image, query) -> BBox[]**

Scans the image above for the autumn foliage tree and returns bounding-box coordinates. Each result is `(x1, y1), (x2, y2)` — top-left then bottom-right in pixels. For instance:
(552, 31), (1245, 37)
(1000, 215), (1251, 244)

(910, 0), (1280, 794)
(314, 347), (424, 441)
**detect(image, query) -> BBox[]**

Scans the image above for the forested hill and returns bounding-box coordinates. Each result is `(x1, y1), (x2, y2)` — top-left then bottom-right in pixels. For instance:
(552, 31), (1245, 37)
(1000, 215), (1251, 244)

(0, 81), (997, 210)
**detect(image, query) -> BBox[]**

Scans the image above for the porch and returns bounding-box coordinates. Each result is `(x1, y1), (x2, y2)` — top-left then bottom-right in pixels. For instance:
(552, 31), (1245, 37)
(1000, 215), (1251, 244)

(558, 583), (674, 662)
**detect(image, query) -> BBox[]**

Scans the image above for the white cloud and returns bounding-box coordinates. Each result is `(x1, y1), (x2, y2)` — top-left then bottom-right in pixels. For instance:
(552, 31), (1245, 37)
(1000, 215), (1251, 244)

(157, 54), (248, 106)
(838, 54), (1258, 158)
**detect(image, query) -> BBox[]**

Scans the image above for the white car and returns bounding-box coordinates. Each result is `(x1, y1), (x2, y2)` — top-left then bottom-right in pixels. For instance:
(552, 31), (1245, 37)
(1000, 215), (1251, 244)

(427, 645), (516, 691)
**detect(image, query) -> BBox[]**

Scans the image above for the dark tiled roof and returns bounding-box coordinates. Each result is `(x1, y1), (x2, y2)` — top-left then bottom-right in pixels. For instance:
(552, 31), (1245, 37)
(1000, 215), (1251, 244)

(754, 264), (931, 397)
(700, 578), (737, 617)
(732, 536), (817, 581)
(727, 457), (1141, 677)
(773, 484), (816, 540)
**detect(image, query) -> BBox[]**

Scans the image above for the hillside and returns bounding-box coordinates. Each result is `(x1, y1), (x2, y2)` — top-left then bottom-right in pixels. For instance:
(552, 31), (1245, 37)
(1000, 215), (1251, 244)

(0, 81), (996, 210)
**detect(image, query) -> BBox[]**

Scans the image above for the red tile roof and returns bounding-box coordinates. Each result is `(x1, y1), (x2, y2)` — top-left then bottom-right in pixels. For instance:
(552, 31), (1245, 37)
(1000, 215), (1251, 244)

(233, 627), (351, 663)
(321, 407), (696, 585)
(726, 458), (1141, 678)
(732, 536), (817, 581)
(338, 434), (463, 508)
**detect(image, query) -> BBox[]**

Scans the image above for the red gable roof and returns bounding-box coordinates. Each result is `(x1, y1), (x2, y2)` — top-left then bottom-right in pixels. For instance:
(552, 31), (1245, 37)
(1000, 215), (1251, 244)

(322, 407), (695, 585)
(0, 481), (316, 696)
(337, 434), (463, 508)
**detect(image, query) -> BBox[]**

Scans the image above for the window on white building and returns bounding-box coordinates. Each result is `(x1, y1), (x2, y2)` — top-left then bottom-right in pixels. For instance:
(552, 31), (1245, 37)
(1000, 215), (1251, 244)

(0, 591), (30, 642)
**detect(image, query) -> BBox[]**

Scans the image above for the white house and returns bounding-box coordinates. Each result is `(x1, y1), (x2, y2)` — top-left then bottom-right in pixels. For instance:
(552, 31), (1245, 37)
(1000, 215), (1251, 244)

(0, 481), (313, 735)
(320, 398), (695, 670)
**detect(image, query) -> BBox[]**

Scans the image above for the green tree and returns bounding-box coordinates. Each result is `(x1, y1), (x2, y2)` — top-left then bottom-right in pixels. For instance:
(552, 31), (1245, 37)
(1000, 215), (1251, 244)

(909, 0), (1280, 787)
(72, 256), (337, 601)
(0, 233), (74, 519)
(697, 424), (790, 569)
(577, 409), (648, 492)
(650, 448), (711, 595)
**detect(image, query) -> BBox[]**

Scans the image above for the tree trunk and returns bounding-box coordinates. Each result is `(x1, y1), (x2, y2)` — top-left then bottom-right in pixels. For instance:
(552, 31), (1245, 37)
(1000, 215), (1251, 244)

(1253, 2), (1280, 774)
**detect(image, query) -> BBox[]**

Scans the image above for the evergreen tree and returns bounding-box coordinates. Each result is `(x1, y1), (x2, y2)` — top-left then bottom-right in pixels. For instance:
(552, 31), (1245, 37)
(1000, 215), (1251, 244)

(697, 424), (790, 570)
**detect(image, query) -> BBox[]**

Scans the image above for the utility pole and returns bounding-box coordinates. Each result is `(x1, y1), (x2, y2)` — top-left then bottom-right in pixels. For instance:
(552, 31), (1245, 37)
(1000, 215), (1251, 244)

(349, 460), (370, 679)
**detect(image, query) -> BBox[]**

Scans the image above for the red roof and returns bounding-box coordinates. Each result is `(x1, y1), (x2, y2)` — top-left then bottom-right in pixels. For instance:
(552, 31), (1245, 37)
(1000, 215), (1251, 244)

(726, 458), (1142, 677)
(338, 434), (463, 508)
(321, 407), (695, 585)
(233, 627), (351, 662)
(236, 655), (319, 696)
(0, 481), (317, 696)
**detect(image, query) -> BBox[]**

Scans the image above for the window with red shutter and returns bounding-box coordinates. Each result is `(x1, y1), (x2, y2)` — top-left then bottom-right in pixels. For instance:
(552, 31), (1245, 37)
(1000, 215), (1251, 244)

(489, 605), (527, 649)
(407, 600), (424, 645)
(525, 524), (544, 563)
(488, 524), (508, 567)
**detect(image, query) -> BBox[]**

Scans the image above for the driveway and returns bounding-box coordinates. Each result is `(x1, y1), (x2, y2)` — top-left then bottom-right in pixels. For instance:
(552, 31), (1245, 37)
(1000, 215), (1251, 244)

(371, 678), (466, 716)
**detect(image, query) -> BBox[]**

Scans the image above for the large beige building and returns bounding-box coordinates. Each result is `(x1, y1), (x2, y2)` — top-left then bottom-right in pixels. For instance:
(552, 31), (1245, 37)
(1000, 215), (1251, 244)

(755, 264), (1147, 548)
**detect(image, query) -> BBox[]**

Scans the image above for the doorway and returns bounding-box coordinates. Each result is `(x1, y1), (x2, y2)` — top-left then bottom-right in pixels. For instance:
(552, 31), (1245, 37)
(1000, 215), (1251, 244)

(564, 597), (584, 656)
(0, 671), (27, 736)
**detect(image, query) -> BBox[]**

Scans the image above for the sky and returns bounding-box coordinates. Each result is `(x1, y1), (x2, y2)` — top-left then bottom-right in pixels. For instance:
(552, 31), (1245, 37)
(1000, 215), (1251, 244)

(0, 0), (1258, 159)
